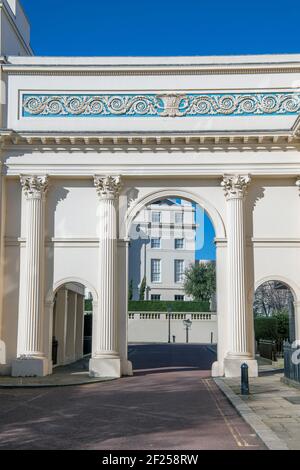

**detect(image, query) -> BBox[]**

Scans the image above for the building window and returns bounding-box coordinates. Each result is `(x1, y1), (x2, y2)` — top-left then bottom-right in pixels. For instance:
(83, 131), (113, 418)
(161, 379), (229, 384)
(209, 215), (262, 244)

(175, 238), (184, 249)
(175, 211), (183, 225)
(175, 295), (184, 301)
(151, 294), (161, 301)
(152, 211), (161, 223)
(151, 237), (161, 249)
(174, 259), (185, 283)
(151, 259), (161, 283)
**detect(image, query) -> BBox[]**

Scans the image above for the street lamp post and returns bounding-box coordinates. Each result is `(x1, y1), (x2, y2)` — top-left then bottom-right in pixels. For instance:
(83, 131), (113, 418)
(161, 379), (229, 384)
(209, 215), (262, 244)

(183, 319), (192, 344)
(167, 306), (172, 343)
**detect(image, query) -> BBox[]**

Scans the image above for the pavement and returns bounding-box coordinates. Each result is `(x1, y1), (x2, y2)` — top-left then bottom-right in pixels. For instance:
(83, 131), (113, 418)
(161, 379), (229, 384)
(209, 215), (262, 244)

(0, 344), (266, 450)
(217, 369), (300, 450)
(0, 357), (114, 388)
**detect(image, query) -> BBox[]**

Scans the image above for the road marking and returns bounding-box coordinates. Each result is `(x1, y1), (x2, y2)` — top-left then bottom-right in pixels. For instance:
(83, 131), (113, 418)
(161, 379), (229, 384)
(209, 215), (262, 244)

(203, 379), (258, 448)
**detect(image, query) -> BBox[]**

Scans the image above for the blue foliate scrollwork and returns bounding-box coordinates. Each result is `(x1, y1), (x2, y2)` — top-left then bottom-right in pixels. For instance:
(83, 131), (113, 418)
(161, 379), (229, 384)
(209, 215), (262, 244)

(22, 92), (300, 118)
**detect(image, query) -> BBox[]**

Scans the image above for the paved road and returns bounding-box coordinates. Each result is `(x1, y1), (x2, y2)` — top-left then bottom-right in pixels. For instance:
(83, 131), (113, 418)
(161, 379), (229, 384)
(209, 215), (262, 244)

(128, 343), (217, 372)
(0, 344), (265, 450)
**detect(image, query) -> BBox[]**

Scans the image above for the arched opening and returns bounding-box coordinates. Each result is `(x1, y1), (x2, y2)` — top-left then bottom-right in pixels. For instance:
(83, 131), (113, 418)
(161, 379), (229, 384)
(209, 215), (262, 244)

(51, 282), (93, 369)
(127, 194), (218, 373)
(253, 279), (296, 363)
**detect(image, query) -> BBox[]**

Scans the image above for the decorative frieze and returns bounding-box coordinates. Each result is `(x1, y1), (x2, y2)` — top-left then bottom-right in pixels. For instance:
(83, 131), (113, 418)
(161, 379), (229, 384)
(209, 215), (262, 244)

(22, 92), (300, 118)
(221, 174), (251, 199)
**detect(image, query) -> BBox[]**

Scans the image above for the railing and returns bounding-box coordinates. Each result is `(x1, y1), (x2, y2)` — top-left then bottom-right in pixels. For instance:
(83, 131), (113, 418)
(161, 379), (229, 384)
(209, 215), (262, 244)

(165, 313), (186, 320)
(191, 313), (212, 320)
(258, 338), (286, 361)
(284, 341), (300, 383)
(128, 311), (216, 321)
(139, 313), (161, 320)
(258, 339), (277, 361)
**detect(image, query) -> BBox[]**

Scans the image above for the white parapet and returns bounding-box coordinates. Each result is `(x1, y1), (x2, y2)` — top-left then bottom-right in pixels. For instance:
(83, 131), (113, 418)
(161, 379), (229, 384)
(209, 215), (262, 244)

(128, 312), (218, 344)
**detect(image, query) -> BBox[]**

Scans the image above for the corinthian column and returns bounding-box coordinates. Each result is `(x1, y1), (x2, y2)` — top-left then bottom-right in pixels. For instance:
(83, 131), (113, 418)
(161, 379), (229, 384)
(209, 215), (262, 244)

(12, 175), (50, 377)
(221, 175), (258, 377)
(89, 175), (122, 378)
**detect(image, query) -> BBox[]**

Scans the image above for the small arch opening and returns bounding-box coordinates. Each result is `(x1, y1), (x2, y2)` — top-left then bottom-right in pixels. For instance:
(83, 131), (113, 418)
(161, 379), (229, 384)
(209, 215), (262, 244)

(253, 280), (295, 362)
(51, 282), (93, 369)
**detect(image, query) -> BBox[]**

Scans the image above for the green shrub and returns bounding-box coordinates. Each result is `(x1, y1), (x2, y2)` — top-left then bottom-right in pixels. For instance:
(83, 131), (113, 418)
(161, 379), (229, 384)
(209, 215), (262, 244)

(254, 312), (289, 342)
(273, 311), (289, 340)
(254, 317), (278, 341)
(128, 300), (210, 313)
(85, 299), (93, 312)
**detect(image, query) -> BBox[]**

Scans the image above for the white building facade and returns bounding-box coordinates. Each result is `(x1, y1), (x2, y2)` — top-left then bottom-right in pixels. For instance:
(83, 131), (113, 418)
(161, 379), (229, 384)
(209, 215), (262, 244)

(1, 1), (300, 379)
(128, 199), (196, 301)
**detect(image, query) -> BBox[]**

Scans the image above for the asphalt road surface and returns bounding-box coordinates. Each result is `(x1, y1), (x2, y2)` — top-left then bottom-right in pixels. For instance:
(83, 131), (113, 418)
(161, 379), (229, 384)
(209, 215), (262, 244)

(0, 344), (265, 450)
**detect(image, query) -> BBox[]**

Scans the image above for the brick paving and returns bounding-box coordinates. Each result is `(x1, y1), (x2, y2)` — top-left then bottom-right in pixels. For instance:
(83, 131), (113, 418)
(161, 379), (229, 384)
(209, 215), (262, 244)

(0, 345), (265, 450)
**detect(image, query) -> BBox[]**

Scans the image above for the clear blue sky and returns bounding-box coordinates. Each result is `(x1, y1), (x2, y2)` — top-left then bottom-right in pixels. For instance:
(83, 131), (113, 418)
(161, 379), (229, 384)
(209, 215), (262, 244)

(22, 0), (300, 56)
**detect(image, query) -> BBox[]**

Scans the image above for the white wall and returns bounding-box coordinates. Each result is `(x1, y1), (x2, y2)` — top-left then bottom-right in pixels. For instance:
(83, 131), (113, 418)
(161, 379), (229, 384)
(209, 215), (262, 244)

(128, 313), (217, 344)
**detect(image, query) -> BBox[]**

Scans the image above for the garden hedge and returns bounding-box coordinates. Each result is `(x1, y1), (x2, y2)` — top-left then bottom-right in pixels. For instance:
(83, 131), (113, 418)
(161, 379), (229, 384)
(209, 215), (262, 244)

(128, 300), (210, 312)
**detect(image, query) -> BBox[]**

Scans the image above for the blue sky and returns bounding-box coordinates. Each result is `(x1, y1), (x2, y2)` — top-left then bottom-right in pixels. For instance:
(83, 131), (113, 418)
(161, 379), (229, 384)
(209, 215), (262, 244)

(22, 0), (300, 56)
(195, 207), (216, 261)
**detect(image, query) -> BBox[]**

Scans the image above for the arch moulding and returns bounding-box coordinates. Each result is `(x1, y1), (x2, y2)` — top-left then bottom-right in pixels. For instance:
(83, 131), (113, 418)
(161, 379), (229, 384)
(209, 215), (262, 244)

(254, 275), (300, 303)
(125, 188), (226, 240)
(46, 277), (98, 304)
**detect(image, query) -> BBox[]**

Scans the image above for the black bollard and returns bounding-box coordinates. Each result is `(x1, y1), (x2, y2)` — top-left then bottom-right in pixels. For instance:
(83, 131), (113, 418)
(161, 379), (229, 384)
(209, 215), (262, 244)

(241, 363), (249, 395)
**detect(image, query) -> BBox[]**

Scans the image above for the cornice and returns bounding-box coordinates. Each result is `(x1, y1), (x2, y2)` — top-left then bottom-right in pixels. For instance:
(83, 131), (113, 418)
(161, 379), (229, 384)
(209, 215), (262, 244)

(3, 64), (300, 76)
(1, 129), (300, 152)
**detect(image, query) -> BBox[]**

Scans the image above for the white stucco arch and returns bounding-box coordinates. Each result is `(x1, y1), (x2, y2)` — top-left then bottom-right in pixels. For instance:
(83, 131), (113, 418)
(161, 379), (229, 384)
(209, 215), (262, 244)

(46, 276), (98, 304)
(125, 188), (226, 239)
(254, 275), (300, 304)
(253, 275), (300, 343)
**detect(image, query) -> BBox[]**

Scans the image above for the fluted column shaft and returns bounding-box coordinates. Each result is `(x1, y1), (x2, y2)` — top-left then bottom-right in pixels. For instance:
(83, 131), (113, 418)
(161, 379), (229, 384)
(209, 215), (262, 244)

(20, 175), (48, 357)
(222, 175), (251, 358)
(93, 176), (121, 358)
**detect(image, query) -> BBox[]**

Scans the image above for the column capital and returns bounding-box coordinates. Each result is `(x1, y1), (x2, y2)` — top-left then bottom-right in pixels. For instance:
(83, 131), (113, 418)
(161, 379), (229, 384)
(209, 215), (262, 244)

(94, 175), (122, 200)
(221, 174), (251, 200)
(20, 175), (49, 199)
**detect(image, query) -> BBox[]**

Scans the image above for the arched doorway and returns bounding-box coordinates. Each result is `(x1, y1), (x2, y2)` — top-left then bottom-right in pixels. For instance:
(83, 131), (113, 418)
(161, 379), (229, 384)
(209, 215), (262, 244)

(127, 194), (218, 373)
(51, 282), (93, 368)
(253, 279), (296, 361)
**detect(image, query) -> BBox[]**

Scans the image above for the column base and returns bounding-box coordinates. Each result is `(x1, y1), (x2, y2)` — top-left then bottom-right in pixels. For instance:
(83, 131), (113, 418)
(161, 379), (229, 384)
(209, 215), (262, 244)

(224, 357), (258, 378)
(211, 361), (224, 377)
(122, 360), (133, 376)
(89, 357), (121, 378)
(11, 357), (52, 377)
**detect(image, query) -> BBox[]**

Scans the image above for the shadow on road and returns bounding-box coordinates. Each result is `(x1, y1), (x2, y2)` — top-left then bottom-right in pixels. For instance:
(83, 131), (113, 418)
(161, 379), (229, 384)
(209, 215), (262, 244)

(128, 343), (217, 375)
